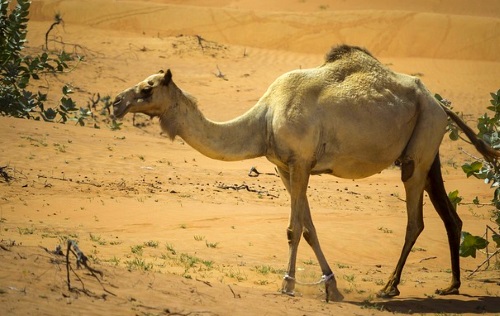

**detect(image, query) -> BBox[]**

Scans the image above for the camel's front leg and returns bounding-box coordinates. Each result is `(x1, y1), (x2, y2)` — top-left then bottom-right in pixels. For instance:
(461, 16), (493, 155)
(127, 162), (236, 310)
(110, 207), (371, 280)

(282, 225), (300, 296)
(279, 164), (343, 302)
(302, 199), (344, 302)
(279, 165), (305, 297)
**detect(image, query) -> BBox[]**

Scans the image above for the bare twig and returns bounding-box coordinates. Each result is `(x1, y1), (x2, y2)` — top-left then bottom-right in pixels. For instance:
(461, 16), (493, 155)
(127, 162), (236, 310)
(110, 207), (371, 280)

(214, 65), (228, 81)
(467, 225), (500, 277)
(419, 256), (437, 263)
(0, 166), (13, 183)
(215, 182), (279, 198)
(248, 166), (278, 177)
(228, 285), (240, 298)
(45, 13), (63, 50)
(195, 35), (205, 52)
(65, 240), (103, 292)
(467, 249), (500, 278)
(37, 174), (102, 187)
(195, 278), (212, 287)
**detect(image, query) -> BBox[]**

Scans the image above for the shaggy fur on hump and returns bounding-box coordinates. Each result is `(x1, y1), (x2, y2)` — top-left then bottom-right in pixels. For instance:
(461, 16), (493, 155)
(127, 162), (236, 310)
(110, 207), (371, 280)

(324, 44), (376, 63)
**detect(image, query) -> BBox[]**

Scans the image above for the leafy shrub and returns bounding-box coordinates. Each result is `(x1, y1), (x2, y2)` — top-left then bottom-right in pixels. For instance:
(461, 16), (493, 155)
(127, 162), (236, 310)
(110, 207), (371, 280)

(439, 90), (500, 259)
(0, 0), (113, 128)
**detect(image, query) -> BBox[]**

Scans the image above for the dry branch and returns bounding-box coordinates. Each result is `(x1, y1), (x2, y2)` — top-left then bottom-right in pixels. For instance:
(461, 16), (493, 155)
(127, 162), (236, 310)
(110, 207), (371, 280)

(65, 240), (106, 295)
(247, 166), (278, 177)
(214, 65), (228, 81)
(228, 285), (241, 298)
(215, 182), (279, 198)
(0, 166), (13, 183)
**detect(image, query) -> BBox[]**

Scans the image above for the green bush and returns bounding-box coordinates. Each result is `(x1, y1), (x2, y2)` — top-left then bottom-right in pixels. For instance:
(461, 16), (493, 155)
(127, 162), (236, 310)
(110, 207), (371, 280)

(439, 90), (500, 259)
(0, 0), (99, 125)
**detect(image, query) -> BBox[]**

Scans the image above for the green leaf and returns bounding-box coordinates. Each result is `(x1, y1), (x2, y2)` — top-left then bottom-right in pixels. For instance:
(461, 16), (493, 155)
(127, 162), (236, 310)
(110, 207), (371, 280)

(41, 108), (57, 121)
(472, 196), (480, 205)
(460, 232), (489, 258)
(449, 128), (459, 141)
(492, 234), (500, 248)
(62, 85), (72, 95)
(448, 190), (462, 210)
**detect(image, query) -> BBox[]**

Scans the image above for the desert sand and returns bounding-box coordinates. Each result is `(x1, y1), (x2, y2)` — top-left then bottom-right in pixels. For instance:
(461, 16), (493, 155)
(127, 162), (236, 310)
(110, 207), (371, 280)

(1, 0), (499, 315)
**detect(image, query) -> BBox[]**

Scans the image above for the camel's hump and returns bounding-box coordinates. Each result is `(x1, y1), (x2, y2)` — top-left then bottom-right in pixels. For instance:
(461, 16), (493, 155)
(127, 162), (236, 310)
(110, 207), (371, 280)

(325, 44), (376, 63)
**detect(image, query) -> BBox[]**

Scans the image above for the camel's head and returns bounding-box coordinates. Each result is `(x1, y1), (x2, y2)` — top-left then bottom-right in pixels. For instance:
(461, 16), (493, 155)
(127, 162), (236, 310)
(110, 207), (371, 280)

(112, 69), (174, 119)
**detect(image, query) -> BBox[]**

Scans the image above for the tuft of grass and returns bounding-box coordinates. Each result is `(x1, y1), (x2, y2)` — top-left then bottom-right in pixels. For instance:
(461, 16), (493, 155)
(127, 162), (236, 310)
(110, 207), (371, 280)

(255, 280), (269, 285)
(343, 274), (355, 283)
(336, 262), (351, 269)
(18, 226), (35, 235)
(130, 244), (144, 256)
(225, 268), (247, 281)
(205, 240), (219, 248)
(144, 240), (159, 248)
(374, 279), (385, 286)
(125, 257), (153, 271)
(165, 243), (176, 255)
(254, 265), (283, 275)
(179, 253), (213, 269)
(411, 247), (426, 252)
(106, 256), (121, 266)
(378, 227), (393, 234)
(53, 143), (67, 153)
(194, 235), (205, 241)
(89, 233), (106, 245)
(303, 258), (315, 265)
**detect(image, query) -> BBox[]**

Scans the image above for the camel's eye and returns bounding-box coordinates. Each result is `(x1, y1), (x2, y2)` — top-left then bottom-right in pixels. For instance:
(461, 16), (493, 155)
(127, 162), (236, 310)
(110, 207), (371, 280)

(141, 85), (153, 96)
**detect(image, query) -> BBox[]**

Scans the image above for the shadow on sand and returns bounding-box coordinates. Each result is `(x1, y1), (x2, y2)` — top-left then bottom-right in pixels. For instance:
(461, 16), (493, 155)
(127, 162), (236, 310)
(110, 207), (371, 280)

(349, 295), (500, 314)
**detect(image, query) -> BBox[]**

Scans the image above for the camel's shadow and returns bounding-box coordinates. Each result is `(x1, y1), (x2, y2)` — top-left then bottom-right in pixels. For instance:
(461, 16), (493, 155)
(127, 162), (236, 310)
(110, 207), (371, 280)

(348, 295), (500, 314)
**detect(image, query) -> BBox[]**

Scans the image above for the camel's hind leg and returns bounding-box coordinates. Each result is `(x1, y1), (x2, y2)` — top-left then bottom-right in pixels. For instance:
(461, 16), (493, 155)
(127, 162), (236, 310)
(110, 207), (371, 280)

(425, 153), (462, 295)
(377, 170), (425, 298)
(378, 87), (448, 298)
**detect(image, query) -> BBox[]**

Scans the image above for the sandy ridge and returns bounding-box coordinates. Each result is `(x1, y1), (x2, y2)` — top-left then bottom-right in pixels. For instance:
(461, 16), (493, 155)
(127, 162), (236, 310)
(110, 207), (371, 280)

(29, 0), (500, 60)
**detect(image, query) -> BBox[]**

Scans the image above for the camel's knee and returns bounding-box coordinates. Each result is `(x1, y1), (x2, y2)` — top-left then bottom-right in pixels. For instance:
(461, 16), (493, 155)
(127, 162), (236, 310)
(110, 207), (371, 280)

(302, 227), (317, 246)
(286, 227), (301, 245)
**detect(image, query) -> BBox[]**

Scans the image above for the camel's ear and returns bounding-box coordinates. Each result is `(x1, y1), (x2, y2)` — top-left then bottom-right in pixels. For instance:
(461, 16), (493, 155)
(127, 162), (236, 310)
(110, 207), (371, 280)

(163, 69), (172, 86)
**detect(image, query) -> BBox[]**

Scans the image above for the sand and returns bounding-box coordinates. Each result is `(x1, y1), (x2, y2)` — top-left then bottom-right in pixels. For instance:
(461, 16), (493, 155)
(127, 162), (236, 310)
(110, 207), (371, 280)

(1, 0), (499, 315)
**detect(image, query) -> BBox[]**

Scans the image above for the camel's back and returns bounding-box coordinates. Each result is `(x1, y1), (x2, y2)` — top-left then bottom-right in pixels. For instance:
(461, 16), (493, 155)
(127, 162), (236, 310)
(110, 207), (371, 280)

(263, 45), (433, 178)
(264, 45), (421, 129)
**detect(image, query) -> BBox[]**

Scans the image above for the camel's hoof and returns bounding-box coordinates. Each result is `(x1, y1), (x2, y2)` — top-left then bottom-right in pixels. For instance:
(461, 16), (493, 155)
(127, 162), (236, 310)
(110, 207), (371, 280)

(281, 290), (295, 297)
(281, 276), (296, 297)
(325, 276), (344, 302)
(326, 288), (344, 302)
(435, 287), (459, 295)
(376, 287), (400, 299)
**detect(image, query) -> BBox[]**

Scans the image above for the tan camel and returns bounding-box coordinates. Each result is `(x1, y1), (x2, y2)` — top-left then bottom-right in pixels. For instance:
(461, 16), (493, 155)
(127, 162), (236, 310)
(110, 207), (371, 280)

(112, 44), (499, 302)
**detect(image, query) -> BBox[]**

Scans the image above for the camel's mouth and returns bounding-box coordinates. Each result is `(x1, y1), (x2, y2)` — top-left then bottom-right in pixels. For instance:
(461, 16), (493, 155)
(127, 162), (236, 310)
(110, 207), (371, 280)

(111, 97), (129, 119)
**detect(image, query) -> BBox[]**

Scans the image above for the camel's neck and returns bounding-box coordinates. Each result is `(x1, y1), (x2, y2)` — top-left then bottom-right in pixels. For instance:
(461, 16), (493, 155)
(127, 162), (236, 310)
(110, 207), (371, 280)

(160, 90), (268, 161)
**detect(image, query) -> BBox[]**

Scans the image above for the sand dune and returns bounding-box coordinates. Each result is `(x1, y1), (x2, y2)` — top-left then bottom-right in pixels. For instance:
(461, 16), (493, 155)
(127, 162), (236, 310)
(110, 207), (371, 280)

(29, 0), (500, 60)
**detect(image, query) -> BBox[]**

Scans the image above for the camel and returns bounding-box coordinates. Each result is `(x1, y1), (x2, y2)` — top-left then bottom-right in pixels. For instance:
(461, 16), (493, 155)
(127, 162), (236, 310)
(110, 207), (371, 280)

(112, 44), (499, 302)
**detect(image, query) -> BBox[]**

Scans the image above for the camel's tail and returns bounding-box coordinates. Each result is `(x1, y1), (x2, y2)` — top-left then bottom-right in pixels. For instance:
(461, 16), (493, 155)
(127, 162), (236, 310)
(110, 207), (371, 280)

(440, 105), (500, 163)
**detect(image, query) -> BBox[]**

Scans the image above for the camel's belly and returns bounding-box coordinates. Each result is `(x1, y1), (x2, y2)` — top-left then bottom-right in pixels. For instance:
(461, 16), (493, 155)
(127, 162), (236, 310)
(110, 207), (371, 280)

(312, 157), (395, 179)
